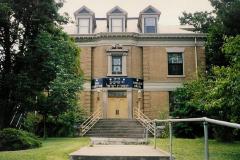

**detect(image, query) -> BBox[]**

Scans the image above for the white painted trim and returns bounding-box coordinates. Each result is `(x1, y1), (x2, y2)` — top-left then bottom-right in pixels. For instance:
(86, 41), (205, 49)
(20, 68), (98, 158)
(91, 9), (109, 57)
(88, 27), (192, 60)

(166, 47), (185, 53)
(167, 75), (186, 78)
(144, 82), (183, 91)
(76, 40), (205, 47)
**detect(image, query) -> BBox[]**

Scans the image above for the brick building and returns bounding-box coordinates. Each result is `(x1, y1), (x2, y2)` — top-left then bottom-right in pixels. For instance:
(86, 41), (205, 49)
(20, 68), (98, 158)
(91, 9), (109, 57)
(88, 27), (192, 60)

(64, 5), (206, 120)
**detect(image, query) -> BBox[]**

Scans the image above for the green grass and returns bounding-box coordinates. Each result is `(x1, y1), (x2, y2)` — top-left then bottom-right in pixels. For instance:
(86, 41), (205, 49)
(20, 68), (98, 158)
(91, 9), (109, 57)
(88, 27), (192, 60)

(1, 137), (240, 160)
(152, 138), (240, 160)
(0, 137), (90, 160)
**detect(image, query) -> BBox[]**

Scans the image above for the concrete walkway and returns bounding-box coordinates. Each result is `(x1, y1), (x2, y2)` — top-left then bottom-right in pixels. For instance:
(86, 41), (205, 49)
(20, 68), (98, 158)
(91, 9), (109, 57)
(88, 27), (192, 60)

(70, 145), (170, 160)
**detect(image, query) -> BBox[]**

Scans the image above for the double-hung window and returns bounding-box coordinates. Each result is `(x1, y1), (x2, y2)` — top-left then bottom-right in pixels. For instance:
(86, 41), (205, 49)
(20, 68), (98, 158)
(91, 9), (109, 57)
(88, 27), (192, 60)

(112, 56), (122, 74)
(168, 53), (183, 75)
(111, 18), (123, 32)
(144, 17), (157, 33)
(78, 18), (90, 34)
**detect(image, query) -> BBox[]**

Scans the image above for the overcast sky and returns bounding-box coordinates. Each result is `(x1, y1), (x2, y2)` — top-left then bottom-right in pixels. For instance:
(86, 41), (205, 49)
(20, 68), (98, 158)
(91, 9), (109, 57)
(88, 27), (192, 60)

(59, 0), (214, 25)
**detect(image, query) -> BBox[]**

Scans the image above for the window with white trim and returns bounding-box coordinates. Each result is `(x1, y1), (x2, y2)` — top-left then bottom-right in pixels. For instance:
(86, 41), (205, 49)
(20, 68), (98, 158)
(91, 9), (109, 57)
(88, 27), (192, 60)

(111, 18), (123, 32)
(144, 17), (157, 33)
(78, 18), (90, 34)
(168, 53), (183, 75)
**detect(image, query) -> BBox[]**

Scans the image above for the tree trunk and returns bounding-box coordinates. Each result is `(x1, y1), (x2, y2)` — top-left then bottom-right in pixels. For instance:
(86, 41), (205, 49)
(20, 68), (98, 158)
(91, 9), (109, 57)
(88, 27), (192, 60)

(43, 114), (47, 140)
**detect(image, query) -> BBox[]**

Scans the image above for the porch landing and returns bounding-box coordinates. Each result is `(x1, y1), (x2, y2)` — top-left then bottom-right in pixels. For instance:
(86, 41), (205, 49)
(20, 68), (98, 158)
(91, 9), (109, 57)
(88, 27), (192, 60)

(70, 145), (171, 160)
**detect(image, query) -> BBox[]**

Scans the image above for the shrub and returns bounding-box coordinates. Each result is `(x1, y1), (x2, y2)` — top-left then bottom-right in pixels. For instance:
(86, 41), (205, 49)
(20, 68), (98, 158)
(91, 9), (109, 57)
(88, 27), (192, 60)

(0, 128), (42, 151)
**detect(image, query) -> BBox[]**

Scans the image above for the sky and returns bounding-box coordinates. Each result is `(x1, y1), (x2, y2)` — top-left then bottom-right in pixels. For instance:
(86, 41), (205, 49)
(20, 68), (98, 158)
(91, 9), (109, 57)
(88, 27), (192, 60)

(59, 0), (214, 25)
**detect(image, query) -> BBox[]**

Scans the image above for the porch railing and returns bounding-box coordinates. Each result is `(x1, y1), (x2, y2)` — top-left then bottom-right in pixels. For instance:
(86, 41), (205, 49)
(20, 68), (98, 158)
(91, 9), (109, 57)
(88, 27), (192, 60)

(134, 108), (155, 135)
(80, 107), (103, 136)
(153, 117), (240, 160)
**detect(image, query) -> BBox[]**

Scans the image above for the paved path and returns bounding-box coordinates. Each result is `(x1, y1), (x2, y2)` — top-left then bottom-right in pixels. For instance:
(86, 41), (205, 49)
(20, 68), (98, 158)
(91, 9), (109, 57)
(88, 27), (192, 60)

(70, 145), (170, 157)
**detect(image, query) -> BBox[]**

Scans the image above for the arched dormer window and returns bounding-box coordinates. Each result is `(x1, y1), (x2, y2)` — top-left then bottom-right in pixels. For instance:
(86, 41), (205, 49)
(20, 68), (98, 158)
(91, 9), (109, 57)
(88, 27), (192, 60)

(138, 5), (161, 33)
(74, 6), (96, 34)
(107, 6), (128, 32)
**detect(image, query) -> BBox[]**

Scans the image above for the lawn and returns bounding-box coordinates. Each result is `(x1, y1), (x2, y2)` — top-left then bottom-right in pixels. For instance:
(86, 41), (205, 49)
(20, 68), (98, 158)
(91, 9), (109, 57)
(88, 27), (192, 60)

(152, 138), (240, 160)
(1, 137), (240, 160)
(0, 137), (90, 160)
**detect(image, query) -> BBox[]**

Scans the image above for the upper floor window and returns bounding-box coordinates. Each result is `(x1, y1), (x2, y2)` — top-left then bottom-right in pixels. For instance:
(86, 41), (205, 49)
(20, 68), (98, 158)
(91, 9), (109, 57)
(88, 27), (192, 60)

(144, 17), (157, 33)
(78, 18), (90, 34)
(112, 56), (122, 74)
(111, 18), (123, 32)
(168, 53), (183, 75)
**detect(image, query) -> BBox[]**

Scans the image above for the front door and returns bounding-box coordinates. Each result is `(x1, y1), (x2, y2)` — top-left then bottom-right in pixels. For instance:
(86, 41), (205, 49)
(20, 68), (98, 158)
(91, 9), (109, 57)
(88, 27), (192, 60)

(107, 91), (128, 119)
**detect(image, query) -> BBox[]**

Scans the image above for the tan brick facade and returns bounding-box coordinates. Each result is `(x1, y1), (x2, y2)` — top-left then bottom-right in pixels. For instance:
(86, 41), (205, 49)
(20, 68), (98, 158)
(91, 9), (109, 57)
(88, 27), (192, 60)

(70, 5), (206, 119)
(78, 44), (205, 119)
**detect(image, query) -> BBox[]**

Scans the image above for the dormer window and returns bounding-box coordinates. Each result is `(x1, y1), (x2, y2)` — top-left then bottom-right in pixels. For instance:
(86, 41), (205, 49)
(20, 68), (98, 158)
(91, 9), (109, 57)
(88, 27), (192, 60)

(144, 17), (157, 33)
(74, 6), (96, 34)
(79, 18), (90, 34)
(107, 6), (127, 33)
(138, 5), (161, 33)
(111, 18), (123, 32)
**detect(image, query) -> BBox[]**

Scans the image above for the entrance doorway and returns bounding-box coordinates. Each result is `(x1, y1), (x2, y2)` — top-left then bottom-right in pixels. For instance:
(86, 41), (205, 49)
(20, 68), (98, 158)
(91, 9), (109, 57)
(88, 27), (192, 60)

(107, 91), (128, 119)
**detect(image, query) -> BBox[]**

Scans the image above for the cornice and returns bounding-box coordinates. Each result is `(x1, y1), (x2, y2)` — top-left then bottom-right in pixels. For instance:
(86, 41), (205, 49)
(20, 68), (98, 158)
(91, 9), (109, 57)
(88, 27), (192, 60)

(72, 32), (206, 43)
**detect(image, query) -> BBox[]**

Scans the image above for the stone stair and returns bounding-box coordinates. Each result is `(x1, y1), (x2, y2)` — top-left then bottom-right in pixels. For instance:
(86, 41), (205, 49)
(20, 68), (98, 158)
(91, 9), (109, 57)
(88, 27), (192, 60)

(84, 119), (145, 138)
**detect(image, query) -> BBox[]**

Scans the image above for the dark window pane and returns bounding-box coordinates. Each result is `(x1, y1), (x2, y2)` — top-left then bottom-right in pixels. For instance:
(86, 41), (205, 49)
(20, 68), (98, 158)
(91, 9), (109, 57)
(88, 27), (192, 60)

(144, 26), (156, 33)
(168, 53), (183, 75)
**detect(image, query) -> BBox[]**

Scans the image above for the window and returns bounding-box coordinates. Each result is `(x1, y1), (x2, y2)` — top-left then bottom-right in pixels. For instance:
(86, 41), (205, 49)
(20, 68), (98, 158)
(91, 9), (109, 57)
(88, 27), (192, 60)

(78, 18), (90, 34)
(168, 53), (183, 75)
(111, 18), (123, 32)
(112, 56), (122, 74)
(144, 17), (156, 33)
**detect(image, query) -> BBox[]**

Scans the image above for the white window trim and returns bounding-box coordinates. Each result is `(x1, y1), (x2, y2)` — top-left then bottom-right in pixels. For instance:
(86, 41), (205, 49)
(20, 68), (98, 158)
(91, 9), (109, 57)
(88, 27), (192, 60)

(107, 52), (127, 77)
(142, 15), (158, 33)
(167, 50), (185, 77)
(76, 16), (93, 34)
(109, 15), (126, 32)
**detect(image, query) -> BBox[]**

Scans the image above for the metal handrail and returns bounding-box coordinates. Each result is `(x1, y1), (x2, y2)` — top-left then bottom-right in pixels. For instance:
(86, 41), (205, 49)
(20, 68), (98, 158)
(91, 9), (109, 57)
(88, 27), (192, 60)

(134, 109), (155, 135)
(153, 117), (240, 160)
(80, 107), (103, 136)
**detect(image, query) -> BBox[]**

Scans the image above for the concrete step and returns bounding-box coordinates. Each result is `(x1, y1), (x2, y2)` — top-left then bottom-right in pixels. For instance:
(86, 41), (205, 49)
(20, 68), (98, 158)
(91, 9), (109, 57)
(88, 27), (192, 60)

(90, 138), (148, 145)
(84, 119), (145, 138)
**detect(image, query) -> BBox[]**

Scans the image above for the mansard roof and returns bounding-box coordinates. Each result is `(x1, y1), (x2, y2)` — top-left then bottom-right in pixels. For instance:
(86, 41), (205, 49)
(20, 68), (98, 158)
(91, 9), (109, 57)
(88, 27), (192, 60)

(74, 5), (95, 17)
(107, 6), (128, 16)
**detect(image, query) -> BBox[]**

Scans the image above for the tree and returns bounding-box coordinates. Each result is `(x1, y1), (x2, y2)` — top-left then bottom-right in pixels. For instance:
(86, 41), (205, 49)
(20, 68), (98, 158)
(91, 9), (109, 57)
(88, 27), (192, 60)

(179, 11), (215, 33)
(34, 30), (82, 138)
(0, 0), (73, 129)
(171, 36), (240, 141)
(179, 0), (240, 67)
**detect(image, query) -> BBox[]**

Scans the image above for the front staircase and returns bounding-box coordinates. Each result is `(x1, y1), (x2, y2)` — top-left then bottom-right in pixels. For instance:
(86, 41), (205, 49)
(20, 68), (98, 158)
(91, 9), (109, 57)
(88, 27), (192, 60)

(84, 119), (145, 138)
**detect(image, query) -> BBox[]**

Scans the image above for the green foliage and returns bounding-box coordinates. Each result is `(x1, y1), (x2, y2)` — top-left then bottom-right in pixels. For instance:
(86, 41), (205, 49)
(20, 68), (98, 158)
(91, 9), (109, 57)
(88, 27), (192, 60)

(179, 11), (215, 33)
(179, 0), (240, 67)
(0, 0), (68, 129)
(22, 113), (42, 134)
(35, 30), (82, 117)
(0, 128), (41, 151)
(170, 80), (207, 138)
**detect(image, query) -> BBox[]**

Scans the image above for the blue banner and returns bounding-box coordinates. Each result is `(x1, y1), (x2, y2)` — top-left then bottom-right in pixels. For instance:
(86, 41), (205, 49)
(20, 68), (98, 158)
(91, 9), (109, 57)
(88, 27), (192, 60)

(91, 77), (143, 89)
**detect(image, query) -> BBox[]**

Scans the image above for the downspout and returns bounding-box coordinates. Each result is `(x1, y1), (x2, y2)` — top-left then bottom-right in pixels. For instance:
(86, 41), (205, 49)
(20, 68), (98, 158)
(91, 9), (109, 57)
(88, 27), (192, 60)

(194, 32), (198, 79)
